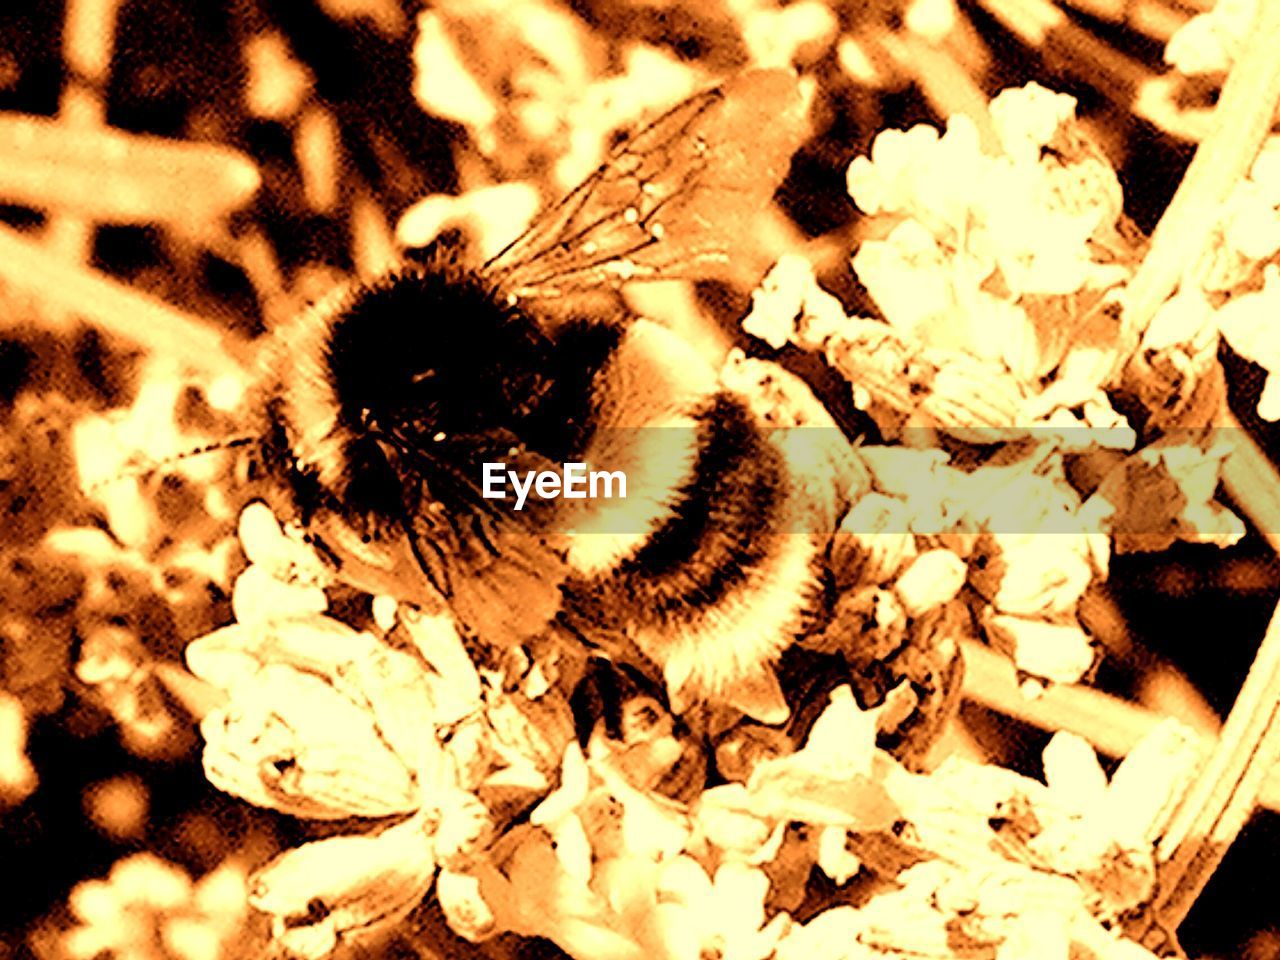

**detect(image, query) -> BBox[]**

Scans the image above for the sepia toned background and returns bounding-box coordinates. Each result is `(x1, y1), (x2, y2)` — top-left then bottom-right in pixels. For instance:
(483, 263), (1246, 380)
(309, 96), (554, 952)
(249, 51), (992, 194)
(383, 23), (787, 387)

(2, 0), (1280, 958)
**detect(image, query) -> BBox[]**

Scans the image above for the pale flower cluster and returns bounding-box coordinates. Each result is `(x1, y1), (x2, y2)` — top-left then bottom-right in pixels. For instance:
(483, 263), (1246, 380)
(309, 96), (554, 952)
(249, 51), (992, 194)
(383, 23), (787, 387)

(847, 84), (1126, 394)
(739, 82), (1249, 686)
(188, 504), (573, 957)
(63, 854), (248, 960)
(744, 94), (1140, 442)
(834, 446), (1108, 688)
(186, 524), (1194, 960)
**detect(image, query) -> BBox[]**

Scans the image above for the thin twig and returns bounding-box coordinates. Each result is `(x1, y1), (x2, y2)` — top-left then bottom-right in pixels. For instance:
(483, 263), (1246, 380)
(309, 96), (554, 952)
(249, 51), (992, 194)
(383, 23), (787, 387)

(974, 0), (1158, 107)
(0, 116), (261, 228)
(889, 32), (1003, 153)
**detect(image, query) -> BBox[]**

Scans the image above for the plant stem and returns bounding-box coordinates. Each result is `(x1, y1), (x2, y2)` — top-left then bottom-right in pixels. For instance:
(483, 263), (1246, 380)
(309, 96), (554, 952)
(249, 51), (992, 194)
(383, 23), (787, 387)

(1126, 595), (1280, 950)
(959, 639), (1280, 814)
(1220, 408), (1280, 556)
(1116, 0), (1280, 363)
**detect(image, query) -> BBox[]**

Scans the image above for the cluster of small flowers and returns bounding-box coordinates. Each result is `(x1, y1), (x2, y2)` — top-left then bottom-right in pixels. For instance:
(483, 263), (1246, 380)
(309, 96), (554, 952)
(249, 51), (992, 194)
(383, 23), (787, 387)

(845, 84), (1128, 409)
(823, 446), (1108, 691)
(61, 854), (249, 960)
(0, 371), (248, 775)
(740, 82), (1249, 688)
(187, 504), (577, 958)
(187, 521), (1198, 959)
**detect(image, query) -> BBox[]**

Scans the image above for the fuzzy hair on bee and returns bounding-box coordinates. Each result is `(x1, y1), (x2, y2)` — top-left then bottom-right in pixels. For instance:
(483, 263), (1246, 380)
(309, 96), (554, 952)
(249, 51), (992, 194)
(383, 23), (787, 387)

(248, 69), (864, 723)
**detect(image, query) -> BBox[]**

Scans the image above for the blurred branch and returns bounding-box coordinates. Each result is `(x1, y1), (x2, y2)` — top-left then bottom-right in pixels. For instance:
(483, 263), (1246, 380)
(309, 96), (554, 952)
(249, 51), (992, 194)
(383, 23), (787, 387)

(975, 0), (1157, 108)
(886, 31), (1002, 152)
(49, 0), (121, 263)
(1053, 0), (1192, 43)
(959, 639), (1280, 815)
(0, 224), (250, 380)
(0, 116), (261, 230)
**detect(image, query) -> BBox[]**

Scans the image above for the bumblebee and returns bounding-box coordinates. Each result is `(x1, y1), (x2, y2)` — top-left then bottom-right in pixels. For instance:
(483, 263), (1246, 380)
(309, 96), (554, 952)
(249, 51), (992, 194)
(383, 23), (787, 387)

(251, 70), (873, 724)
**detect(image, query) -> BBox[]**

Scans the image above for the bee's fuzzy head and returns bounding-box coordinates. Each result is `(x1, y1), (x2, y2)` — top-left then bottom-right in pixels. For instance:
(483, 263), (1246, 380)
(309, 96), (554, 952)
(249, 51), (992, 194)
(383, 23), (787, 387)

(256, 263), (561, 522)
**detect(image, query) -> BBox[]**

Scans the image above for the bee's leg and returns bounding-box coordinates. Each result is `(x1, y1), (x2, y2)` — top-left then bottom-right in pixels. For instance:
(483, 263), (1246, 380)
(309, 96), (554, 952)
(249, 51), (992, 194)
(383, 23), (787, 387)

(874, 601), (968, 771)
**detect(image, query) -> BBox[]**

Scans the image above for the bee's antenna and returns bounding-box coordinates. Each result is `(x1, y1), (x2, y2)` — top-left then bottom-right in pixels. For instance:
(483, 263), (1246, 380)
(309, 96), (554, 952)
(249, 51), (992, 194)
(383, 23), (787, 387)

(88, 435), (261, 493)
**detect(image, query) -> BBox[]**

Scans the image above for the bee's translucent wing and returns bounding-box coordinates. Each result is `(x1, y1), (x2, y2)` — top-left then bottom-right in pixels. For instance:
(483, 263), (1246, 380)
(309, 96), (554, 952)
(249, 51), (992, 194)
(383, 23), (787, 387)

(483, 70), (808, 302)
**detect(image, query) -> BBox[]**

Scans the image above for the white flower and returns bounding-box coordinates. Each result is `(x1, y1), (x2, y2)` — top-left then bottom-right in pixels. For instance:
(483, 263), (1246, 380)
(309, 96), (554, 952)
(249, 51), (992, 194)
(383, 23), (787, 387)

(1221, 180), (1280, 261)
(743, 255), (845, 350)
(0, 691), (36, 805)
(692, 784), (776, 858)
(1041, 732), (1109, 817)
(249, 817), (437, 959)
(847, 125), (942, 216)
(1164, 0), (1254, 75)
(774, 906), (873, 960)
(654, 857), (788, 960)
(985, 615), (1095, 685)
(893, 548), (967, 616)
(434, 789), (496, 871)
(988, 83), (1077, 166)
(1216, 265), (1280, 419)
(742, 688), (900, 830)
(817, 826), (862, 884)
(232, 503), (330, 623)
(987, 535), (1094, 618)
(190, 617), (440, 819)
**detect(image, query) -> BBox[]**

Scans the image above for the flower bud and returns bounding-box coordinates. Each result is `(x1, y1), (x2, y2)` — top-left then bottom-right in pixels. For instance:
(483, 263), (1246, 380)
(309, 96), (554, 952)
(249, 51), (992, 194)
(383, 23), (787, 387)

(985, 614), (1095, 685)
(893, 549), (966, 617)
(436, 869), (497, 942)
(199, 662), (424, 819)
(189, 616), (444, 814)
(249, 818), (436, 959)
